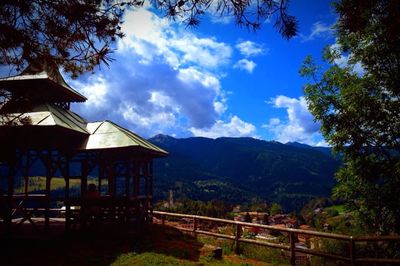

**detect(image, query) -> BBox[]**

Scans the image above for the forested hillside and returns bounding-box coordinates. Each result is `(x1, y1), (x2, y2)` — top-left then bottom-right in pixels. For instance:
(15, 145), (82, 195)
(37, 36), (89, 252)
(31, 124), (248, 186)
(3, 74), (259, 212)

(150, 135), (340, 212)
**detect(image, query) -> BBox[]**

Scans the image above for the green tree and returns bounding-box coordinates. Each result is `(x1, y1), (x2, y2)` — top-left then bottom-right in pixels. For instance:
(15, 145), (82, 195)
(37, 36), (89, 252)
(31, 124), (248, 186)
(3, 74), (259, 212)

(0, 0), (297, 78)
(301, 0), (400, 234)
(270, 203), (282, 215)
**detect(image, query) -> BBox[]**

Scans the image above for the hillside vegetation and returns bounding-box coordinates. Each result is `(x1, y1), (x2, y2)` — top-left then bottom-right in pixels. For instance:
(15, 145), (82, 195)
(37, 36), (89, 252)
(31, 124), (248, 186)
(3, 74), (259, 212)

(150, 135), (340, 212)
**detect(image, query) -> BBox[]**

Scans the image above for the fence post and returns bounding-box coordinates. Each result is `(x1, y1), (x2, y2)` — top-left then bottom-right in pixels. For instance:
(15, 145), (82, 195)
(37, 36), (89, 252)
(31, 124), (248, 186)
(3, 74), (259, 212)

(289, 231), (296, 266)
(193, 217), (198, 236)
(161, 214), (165, 226)
(235, 224), (241, 254)
(350, 236), (355, 266)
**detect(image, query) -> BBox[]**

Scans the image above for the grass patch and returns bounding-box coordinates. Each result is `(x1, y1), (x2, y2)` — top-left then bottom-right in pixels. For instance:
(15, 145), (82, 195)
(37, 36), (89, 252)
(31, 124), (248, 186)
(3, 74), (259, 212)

(0, 224), (280, 265)
(14, 176), (82, 193)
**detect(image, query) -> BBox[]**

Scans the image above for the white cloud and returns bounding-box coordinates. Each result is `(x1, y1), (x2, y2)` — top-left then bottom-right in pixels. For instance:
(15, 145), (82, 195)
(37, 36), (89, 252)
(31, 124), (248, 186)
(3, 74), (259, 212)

(119, 8), (232, 70)
(69, 7), (238, 138)
(68, 7), (267, 140)
(264, 95), (325, 146)
(170, 36), (232, 69)
(121, 102), (177, 128)
(301, 21), (334, 42)
(234, 59), (257, 73)
(148, 91), (176, 109)
(235, 41), (267, 57)
(190, 116), (256, 138)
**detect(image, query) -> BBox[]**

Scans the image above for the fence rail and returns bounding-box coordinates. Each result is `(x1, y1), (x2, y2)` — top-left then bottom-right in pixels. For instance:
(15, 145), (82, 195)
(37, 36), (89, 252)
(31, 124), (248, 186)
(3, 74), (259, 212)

(153, 210), (400, 266)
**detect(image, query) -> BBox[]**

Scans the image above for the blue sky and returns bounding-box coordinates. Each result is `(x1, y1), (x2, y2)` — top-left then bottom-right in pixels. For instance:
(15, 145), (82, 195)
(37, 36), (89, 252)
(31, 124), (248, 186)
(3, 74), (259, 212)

(67, 0), (338, 146)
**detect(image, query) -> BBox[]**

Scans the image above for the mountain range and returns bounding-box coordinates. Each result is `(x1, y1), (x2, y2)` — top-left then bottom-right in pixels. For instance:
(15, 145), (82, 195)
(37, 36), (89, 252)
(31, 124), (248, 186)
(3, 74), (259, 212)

(149, 134), (341, 212)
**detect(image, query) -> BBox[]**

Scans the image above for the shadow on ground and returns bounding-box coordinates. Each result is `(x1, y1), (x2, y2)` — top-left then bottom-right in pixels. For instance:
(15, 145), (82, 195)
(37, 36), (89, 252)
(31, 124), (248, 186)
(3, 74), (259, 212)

(0, 223), (203, 265)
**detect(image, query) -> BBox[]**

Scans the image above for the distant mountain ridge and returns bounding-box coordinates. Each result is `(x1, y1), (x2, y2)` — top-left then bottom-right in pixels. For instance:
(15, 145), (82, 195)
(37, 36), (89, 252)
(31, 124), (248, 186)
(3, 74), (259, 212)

(149, 134), (340, 212)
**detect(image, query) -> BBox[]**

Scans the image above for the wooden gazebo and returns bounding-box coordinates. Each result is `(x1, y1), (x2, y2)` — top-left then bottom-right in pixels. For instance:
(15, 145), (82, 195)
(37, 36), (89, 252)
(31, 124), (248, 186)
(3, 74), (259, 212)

(0, 61), (168, 234)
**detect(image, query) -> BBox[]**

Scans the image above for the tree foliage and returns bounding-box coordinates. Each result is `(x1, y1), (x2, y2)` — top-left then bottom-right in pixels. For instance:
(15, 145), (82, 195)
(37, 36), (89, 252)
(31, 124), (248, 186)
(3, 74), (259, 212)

(301, 0), (400, 234)
(0, 0), (297, 78)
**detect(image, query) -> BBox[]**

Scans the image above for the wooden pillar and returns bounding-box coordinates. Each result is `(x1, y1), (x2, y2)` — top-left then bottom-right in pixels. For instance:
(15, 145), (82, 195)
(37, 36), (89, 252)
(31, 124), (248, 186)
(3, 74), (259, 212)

(124, 161), (130, 224)
(108, 163), (116, 197)
(133, 161), (140, 197)
(144, 161), (149, 197)
(24, 151), (30, 199)
(81, 160), (88, 196)
(148, 160), (153, 224)
(98, 163), (103, 196)
(64, 158), (71, 231)
(132, 160), (140, 223)
(125, 161), (130, 198)
(143, 161), (150, 223)
(81, 160), (88, 228)
(6, 162), (15, 234)
(149, 160), (153, 197)
(44, 152), (52, 232)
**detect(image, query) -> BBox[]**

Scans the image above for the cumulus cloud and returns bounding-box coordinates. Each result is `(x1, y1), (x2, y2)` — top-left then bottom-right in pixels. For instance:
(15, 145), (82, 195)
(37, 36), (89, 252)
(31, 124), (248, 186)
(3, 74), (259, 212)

(118, 8), (232, 69)
(264, 95), (326, 146)
(68, 7), (251, 139)
(300, 21), (334, 42)
(234, 59), (257, 73)
(235, 40), (267, 57)
(190, 116), (256, 138)
(70, 56), (224, 136)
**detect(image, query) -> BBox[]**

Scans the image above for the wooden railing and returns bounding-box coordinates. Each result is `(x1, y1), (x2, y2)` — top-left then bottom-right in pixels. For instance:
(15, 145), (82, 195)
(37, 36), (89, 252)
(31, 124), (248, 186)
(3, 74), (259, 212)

(153, 211), (400, 266)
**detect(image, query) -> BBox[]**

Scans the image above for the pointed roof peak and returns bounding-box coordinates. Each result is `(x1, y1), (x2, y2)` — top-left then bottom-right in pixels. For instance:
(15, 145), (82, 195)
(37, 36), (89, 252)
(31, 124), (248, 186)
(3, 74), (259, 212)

(21, 60), (68, 87)
(83, 120), (168, 157)
(0, 60), (87, 103)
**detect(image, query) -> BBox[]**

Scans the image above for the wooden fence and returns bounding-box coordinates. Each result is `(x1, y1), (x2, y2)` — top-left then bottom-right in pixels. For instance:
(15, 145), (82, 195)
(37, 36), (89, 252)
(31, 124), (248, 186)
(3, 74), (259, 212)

(153, 211), (400, 266)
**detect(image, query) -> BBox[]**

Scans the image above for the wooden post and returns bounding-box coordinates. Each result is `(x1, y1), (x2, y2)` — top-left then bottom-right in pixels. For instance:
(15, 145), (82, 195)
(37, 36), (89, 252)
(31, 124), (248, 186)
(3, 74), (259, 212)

(289, 231), (296, 266)
(134, 161), (140, 197)
(149, 160), (153, 197)
(24, 151), (30, 199)
(349, 236), (355, 266)
(81, 160), (88, 196)
(193, 217), (198, 237)
(65, 158), (70, 231)
(107, 162), (117, 221)
(161, 214), (165, 225)
(45, 175), (51, 231)
(44, 152), (52, 232)
(143, 161), (150, 223)
(81, 160), (88, 228)
(125, 161), (130, 198)
(234, 224), (241, 254)
(98, 163), (102, 196)
(108, 163), (116, 197)
(6, 163), (15, 234)
(131, 160), (141, 223)
(148, 160), (153, 224)
(124, 161), (130, 224)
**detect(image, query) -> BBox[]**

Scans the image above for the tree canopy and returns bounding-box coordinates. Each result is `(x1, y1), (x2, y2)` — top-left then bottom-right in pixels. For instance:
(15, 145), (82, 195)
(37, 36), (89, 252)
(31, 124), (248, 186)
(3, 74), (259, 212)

(301, 0), (400, 234)
(0, 0), (297, 78)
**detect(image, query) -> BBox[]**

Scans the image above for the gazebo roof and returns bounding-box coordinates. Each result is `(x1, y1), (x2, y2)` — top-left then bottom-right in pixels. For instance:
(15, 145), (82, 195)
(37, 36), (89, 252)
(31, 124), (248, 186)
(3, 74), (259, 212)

(82, 120), (168, 156)
(0, 61), (87, 103)
(0, 62), (168, 158)
(0, 103), (88, 135)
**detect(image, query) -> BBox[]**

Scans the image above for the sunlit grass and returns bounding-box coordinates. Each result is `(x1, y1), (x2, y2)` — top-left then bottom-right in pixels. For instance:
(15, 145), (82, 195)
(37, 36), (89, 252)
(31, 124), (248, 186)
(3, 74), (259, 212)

(14, 176), (103, 193)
